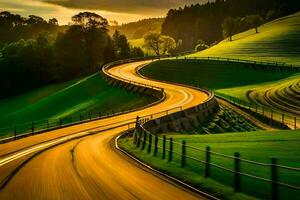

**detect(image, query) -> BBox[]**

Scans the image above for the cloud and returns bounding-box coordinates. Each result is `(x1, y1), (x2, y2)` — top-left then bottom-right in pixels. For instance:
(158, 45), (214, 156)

(45, 0), (209, 15)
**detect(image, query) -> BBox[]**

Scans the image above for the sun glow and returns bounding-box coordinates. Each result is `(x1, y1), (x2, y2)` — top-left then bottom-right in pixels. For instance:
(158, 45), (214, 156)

(0, 0), (155, 24)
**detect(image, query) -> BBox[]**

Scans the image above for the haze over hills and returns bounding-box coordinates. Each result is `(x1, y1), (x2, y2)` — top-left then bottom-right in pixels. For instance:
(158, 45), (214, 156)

(108, 18), (164, 40)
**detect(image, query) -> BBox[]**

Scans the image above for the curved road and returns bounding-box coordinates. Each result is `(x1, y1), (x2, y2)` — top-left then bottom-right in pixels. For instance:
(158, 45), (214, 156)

(0, 60), (210, 199)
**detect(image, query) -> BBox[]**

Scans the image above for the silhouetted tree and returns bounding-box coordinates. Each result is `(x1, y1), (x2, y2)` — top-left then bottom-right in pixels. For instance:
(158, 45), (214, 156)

(246, 15), (264, 33)
(222, 17), (238, 41)
(131, 47), (144, 58)
(72, 12), (108, 31)
(112, 30), (131, 59)
(70, 12), (110, 72)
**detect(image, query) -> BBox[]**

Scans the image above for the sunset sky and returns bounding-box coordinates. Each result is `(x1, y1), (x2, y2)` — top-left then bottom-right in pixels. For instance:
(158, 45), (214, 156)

(0, 0), (209, 24)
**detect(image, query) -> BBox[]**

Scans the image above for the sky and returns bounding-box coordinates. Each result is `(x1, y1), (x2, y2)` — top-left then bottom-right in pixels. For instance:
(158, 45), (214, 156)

(0, 0), (209, 24)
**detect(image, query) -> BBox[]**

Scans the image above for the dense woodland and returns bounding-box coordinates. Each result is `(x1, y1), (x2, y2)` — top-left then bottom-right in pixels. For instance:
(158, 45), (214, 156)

(162, 0), (300, 50)
(0, 12), (143, 99)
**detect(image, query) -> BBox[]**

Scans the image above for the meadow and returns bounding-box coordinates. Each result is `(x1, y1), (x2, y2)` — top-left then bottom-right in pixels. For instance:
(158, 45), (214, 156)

(140, 60), (298, 100)
(0, 73), (154, 137)
(120, 130), (300, 200)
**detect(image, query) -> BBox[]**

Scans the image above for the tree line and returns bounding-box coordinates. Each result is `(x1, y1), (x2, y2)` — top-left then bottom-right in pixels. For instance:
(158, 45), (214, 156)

(0, 11), (143, 99)
(161, 0), (300, 51)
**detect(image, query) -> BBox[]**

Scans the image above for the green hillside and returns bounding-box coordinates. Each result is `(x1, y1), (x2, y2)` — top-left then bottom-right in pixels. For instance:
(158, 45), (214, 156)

(141, 60), (298, 99)
(0, 73), (154, 132)
(188, 12), (300, 65)
(120, 130), (300, 200)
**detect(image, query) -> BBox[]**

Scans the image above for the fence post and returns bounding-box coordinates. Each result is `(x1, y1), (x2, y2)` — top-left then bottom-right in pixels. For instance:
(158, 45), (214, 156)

(234, 152), (241, 192)
(141, 130), (147, 150)
(133, 129), (137, 145)
(181, 140), (186, 167)
(205, 146), (211, 178)
(162, 136), (166, 159)
(147, 134), (152, 154)
(271, 158), (278, 200)
(32, 122), (34, 134)
(154, 135), (158, 156)
(136, 130), (141, 148)
(168, 137), (173, 162)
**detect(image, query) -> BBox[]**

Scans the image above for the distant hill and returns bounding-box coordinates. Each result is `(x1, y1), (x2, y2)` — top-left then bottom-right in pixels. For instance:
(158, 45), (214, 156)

(109, 18), (164, 39)
(188, 12), (300, 65)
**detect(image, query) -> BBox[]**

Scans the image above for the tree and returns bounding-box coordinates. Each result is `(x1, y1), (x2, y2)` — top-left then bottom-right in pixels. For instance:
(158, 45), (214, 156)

(131, 47), (144, 58)
(222, 17), (238, 41)
(70, 12), (110, 72)
(246, 15), (264, 33)
(48, 18), (58, 26)
(72, 12), (108, 31)
(144, 32), (176, 56)
(54, 25), (88, 80)
(195, 39), (208, 51)
(161, 36), (176, 55)
(112, 30), (131, 59)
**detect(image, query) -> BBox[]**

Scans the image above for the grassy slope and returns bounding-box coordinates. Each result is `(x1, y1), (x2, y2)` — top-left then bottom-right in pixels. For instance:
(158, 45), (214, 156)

(188, 12), (300, 65)
(0, 73), (154, 131)
(120, 130), (300, 200)
(121, 13), (300, 199)
(140, 60), (299, 100)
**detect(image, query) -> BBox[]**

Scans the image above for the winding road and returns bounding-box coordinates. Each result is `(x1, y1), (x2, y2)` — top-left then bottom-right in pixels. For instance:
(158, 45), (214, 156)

(0, 60), (210, 199)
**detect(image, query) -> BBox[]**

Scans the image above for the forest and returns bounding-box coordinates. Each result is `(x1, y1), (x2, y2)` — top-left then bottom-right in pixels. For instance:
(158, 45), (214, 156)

(162, 0), (300, 50)
(0, 12), (143, 99)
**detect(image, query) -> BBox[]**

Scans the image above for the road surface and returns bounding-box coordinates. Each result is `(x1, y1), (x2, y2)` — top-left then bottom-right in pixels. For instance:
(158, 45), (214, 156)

(0, 60), (210, 199)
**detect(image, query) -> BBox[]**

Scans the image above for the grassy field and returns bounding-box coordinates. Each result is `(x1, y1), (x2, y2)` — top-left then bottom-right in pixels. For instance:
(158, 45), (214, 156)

(188, 12), (300, 65)
(0, 73), (154, 135)
(120, 130), (300, 200)
(141, 60), (298, 99)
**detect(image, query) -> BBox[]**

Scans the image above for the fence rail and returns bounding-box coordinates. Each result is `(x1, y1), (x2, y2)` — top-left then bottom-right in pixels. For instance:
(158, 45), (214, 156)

(216, 92), (299, 130)
(134, 119), (300, 199)
(176, 56), (300, 69)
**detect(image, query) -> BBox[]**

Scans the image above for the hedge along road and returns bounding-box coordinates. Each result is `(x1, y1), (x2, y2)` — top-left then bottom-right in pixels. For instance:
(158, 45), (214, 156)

(0, 60), (209, 200)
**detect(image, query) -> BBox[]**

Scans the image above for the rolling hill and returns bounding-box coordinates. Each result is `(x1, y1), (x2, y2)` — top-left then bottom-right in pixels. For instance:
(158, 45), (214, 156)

(108, 18), (164, 40)
(0, 73), (154, 135)
(188, 12), (300, 65)
(140, 12), (300, 119)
